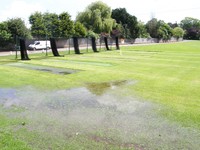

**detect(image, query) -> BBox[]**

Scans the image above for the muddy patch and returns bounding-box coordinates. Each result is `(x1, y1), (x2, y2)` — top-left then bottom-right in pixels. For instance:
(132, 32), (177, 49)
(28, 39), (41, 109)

(5, 63), (79, 75)
(0, 83), (200, 149)
(86, 80), (135, 96)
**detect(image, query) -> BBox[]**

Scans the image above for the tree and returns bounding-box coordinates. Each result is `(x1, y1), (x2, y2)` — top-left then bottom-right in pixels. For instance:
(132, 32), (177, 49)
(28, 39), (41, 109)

(6, 18), (31, 40)
(112, 23), (125, 38)
(146, 18), (173, 41)
(112, 8), (129, 25)
(0, 22), (12, 47)
(146, 18), (159, 38)
(44, 12), (60, 38)
(29, 12), (60, 38)
(29, 12), (46, 38)
(173, 27), (184, 40)
(59, 12), (74, 38)
(157, 20), (173, 41)
(112, 8), (139, 39)
(29, 12), (74, 38)
(180, 17), (200, 40)
(76, 1), (115, 34)
(168, 22), (178, 29)
(73, 22), (87, 37)
(87, 30), (99, 38)
(138, 21), (150, 38)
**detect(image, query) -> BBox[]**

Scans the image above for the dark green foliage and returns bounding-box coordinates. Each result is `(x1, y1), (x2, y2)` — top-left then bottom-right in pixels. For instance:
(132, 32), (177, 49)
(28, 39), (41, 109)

(168, 22), (178, 29)
(138, 21), (150, 38)
(146, 18), (173, 40)
(46, 13), (60, 38)
(59, 12), (74, 38)
(29, 12), (46, 38)
(6, 18), (31, 39)
(29, 12), (74, 38)
(180, 17), (200, 40)
(157, 20), (173, 40)
(112, 8), (139, 39)
(0, 18), (31, 49)
(146, 18), (159, 38)
(0, 22), (12, 47)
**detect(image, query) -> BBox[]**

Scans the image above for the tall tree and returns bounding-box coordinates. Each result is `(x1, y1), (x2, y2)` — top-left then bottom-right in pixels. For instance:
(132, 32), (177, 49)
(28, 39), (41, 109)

(146, 18), (173, 41)
(0, 22), (12, 47)
(112, 8), (139, 39)
(180, 17), (200, 40)
(73, 22), (87, 37)
(6, 18), (31, 40)
(59, 12), (74, 38)
(146, 18), (159, 38)
(29, 12), (46, 38)
(173, 27), (184, 40)
(157, 20), (173, 40)
(29, 12), (74, 38)
(44, 12), (60, 38)
(76, 1), (115, 34)
(138, 21), (150, 38)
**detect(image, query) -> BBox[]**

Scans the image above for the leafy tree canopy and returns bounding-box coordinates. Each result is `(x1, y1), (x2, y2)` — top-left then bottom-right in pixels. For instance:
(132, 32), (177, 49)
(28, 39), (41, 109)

(173, 27), (185, 39)
(146, 18), (159, 38)
(74, 22), (87, 37)
(29, 12), (46, 38)
(76, 1), (115, 34)
(146, 18), (173, 40)
(180, 17), (200, 30)
(0, 22), (12, 47)
(138, 21), (150, 38)
(59, 12), (75, 38)
(180, 17), (200, 40)
(29, 11), (74, 38)
(112, 8), (139, 39)
(6, 18), (31, 39)
(157, 20), (173, 40)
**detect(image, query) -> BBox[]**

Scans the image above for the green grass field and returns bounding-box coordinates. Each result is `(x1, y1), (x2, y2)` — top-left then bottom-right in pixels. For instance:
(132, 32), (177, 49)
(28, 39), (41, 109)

(0, 41), (200, 149)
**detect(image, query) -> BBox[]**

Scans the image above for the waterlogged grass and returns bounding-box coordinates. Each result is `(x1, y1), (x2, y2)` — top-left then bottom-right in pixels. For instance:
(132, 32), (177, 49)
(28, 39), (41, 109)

(0, 112), (31, 150)
(0, 41), (200, 149)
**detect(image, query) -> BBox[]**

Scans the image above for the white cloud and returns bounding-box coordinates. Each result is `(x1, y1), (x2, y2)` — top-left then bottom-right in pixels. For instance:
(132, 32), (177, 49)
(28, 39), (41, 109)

(0, 0), (199, 26)
(0, 0), (43, 26)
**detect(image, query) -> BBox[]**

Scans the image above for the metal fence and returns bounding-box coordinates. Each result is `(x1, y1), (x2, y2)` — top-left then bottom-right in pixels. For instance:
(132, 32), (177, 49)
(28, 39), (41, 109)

(0, 37), (183, 51)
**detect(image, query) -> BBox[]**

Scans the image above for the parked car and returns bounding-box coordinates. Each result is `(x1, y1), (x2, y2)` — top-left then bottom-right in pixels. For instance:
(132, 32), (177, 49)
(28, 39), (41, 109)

(28, 41), (51, 50)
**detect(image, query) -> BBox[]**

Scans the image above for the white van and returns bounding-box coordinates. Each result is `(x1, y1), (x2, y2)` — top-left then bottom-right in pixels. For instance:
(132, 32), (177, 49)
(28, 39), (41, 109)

(28, 41), (51, 50)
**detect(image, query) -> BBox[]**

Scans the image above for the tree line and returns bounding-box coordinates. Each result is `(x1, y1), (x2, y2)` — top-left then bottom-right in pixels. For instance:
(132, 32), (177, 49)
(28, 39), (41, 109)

(0, 1), (200, 48)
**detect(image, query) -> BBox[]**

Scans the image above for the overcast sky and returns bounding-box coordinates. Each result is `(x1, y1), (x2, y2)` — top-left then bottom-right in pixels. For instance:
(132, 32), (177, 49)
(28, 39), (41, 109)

(1, 0), (200, 27)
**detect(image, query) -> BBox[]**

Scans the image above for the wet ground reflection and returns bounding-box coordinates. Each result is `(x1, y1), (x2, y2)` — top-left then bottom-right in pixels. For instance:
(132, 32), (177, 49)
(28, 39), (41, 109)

(0, 82), (200, 149)
(85, 80), (134, 96)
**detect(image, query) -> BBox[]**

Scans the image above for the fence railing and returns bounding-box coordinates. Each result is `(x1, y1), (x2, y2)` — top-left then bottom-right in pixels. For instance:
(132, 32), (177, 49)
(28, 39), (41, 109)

(0, 37), (183, 51)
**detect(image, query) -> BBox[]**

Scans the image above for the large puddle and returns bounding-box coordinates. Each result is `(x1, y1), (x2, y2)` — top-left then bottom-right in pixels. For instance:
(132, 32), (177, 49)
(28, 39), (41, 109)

(0, 81), (200, 149)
